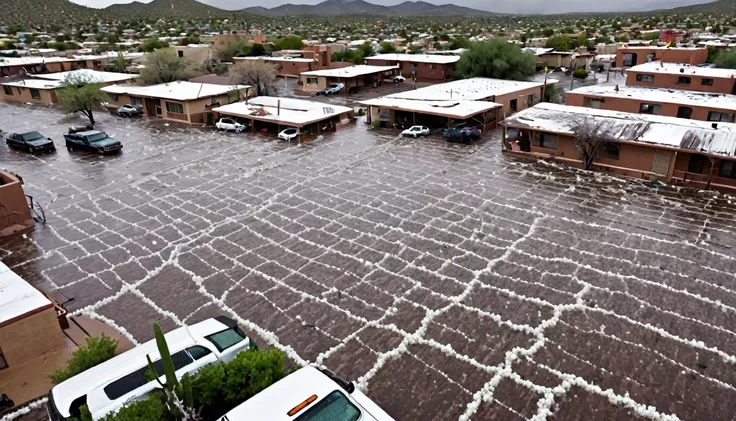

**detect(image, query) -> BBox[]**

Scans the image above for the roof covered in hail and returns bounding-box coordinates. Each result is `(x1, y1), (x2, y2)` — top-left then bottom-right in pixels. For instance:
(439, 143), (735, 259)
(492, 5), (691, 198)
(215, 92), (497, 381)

(568, 85), (736, 111)
(361, 97), (501, 119)
(386, 77), (553, 101)
(628, 61), (736, 78)
(501, 102), (736, 158)
(0, 261), (52, 325)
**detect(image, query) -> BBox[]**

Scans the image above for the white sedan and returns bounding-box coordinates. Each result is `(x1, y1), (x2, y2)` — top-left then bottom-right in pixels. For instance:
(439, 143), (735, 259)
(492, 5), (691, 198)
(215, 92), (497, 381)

(216, 118), (246, 131)
(278, 128), (299, 141)
(401, 125), (430, 137)
(393, 75), (406, 83)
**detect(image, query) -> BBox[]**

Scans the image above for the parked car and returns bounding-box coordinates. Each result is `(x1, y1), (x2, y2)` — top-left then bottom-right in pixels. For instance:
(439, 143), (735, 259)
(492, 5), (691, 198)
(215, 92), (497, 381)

(401, 126), (430, 137)
(116, 104), (143, 118)
(316, 83), (344, 95)
(219, 366), (395, 421)
(4, 131), (55, 153)
(47, 316), (255, 421)
(63, 130), (123, 154)
(216, 118), (247, 132)
(393, 75), (405, 83)
(278, 128), (299, 141)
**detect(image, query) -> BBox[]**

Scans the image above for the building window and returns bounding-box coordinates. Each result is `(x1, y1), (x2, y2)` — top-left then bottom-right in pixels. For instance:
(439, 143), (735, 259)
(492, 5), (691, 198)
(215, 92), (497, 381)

(598, 142), (620, 160)
(130, 97), (143, 106)
(177, 50), (184, 58)
(702, 78), (714, 86)
(635, 74), (654, 83)
(2, 85), (12, 96)
(719, 160), (736, 179)
(646, 53), (655, 62)
(110, 94), (118, 102)
(527, 94), (535, 106)
(532, 132), (557, 149)
(677, 107), (693, 119)
(510, 99), (518, 111)
(678, 76), (691, 85)
(30, 89), (41, 99)
(640, 103), (661, 115)
(586, 98), (602, 109)
(623, 53), (636, 66)
(210, 96), (217, 104)
(708, 111), (733, 122)
(166, 102), (184, 114)
(688, 154), (707, 174)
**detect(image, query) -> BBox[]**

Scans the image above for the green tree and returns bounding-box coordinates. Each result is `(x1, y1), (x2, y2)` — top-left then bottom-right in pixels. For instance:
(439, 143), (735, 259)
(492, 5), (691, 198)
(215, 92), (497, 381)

(546, 35), (572, 51)
(448, 36), (470, 50)
(217, 38), (249, 61)
(249, 43), (266, 56)
(379, 41), (397, 54)
(50, 334), (118, 384)
(57, 73), (110, 126)
(139, 37), (169, 53)
(454, 38), (535, 81)
(139, 48), (193, 85)
(356, 41), (373, 59)
(715, 48), (736, 68)
(274, 35), (304, 50)
(542, 28), (555, 37)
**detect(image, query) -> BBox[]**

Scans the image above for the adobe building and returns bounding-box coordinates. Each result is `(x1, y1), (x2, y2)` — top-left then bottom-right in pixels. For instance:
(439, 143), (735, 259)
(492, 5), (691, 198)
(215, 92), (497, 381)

(364, 53), (459, 82)
(566, 85), (736, 123)
(232, 56), (317, 78)
(102, 81), (248, 124)
(0, 261), (66, 369)
(382, 77), (556, 117)
(615, 46), (708, 67)
(212, 96), (353, 141)
(0, 69), (137, 105)
(212, 31), (265, 49)
(361, 97), (502, 132)
(501, 103), (736, 191)
(0, 170), (34, 238)
(626, 62), (736, 94)
(299, 65), (398, 93)
(0, 53), (143, 77)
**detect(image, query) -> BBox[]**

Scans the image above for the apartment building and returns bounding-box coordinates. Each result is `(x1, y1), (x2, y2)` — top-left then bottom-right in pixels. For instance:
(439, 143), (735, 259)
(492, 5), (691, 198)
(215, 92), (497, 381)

(615, 46), (707, 67)
(626, 62), (736, 94)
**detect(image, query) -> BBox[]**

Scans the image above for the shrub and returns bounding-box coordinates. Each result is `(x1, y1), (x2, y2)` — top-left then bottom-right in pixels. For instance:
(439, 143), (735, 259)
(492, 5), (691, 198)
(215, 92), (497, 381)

(573, 68), (589, 79)
(223, 348), (286, 406)
(97, 393), (172, 421)
(50, 334), (118, 384)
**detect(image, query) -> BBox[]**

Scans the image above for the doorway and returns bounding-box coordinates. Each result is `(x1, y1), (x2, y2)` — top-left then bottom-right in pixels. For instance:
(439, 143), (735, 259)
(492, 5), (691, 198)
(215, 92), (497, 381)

(651, 149), (672, 176)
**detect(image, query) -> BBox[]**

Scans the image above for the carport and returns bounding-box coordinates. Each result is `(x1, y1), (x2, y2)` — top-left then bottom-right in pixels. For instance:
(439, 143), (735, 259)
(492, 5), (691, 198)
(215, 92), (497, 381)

(299, 65), (399, 95)
(212, 96), (354, 141)
(361, 97), (502, 132)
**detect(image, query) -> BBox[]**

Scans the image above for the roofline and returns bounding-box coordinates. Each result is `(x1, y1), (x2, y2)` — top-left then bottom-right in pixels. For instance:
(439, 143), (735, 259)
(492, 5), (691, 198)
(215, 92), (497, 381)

(499, 120), (736, 161)
(101, 87), (243, 102)
(361, 102), (501, 119)
(214, 109), (349, 128)
(0, 303), (54, 328)
(566, 91), (736, 112)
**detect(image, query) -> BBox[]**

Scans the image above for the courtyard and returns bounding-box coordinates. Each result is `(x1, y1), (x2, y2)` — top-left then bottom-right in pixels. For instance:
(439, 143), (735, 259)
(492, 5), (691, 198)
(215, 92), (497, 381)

(1, 100), (736, 420)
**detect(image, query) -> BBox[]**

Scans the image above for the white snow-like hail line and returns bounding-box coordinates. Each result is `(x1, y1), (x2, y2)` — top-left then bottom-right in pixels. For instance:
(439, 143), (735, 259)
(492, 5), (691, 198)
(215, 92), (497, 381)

(0, 397), (48, 421)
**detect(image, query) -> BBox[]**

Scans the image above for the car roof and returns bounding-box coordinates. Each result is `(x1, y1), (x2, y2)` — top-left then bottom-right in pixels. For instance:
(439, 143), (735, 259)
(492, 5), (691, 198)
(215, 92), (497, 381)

(75, 130), (104, 136)
(51, 318), (229, 417)
(221, 367), (345, 421)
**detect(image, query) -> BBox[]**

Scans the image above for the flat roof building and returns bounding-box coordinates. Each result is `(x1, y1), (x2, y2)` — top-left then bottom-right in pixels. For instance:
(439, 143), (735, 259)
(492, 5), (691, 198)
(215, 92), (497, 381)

(1, 69), (137, 104)
(212, 96), (354, 141)
(501, 103), (736, 191)
(361, 97), (501, 132)
(102, 81), (248, 124)
(616, 46), (708, 68)
(384, 77), (555, 117)
(626, 62), (736, 94)
(299, 64), (398, 93)
(566, 85), (736, 123)
(233, 56), (317, 78)
(0, 261), (66, 370)
(364, 53), (460, 82)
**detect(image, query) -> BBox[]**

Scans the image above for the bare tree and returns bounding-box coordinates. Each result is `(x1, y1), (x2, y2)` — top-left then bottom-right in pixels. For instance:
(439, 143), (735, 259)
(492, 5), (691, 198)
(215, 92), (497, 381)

(228, 60), (277, 97)
(572, 117), (611, 170)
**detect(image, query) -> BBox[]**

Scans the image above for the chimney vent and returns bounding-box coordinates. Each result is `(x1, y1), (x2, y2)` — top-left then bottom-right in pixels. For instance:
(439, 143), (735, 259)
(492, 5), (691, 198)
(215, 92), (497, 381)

(712, 123), (718, 129)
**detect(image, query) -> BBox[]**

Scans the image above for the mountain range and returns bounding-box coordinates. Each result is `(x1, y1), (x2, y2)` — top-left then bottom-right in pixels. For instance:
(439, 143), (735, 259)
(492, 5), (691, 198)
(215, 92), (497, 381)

(242, 0), (498, 16)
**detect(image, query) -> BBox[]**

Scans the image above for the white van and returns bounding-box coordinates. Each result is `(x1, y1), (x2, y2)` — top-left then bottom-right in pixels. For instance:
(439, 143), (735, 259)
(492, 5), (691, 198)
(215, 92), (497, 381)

(47, 316), (254, 421)
(220, 366), (395, 421)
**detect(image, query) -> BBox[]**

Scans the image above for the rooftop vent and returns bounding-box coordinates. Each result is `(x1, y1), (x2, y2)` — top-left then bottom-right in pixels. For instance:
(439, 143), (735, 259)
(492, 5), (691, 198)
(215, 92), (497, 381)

(712, 123), (718, 129)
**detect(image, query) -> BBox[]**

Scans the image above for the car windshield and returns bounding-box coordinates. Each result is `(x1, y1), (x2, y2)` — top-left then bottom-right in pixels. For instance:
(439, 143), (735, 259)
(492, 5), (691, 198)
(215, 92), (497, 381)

(285, 129), (297, 134)
(87, 133), (109, 143)
(295, 391), (360, 421)
(21, 132), (44, 141)
(205, 327), (245, 352)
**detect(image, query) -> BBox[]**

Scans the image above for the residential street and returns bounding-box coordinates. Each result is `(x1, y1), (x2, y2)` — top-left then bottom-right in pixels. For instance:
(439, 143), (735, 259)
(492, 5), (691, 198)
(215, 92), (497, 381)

(1, 101), (736, 420)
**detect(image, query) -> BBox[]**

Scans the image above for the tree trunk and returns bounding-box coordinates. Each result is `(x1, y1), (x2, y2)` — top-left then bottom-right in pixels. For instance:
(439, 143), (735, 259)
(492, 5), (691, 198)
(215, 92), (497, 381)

(86, 108), (95, 125)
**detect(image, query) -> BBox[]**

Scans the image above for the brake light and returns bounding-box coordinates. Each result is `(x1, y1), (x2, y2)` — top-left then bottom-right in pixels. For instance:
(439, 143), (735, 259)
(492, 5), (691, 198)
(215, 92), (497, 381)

(287, 394), (318, 416)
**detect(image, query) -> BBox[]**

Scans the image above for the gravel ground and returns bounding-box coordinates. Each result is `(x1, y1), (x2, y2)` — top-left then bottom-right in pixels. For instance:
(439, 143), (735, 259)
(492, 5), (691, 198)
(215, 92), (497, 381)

(1, 99), (736, 421)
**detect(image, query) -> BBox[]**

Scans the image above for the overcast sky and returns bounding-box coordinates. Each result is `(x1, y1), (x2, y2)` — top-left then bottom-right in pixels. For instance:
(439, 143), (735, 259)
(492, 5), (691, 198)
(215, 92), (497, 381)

(68, 0), (707, 15)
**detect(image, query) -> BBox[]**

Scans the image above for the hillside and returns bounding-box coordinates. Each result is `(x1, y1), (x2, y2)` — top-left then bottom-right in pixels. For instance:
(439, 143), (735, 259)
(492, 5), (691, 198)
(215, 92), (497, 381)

(662, 0), (732, 12)
(242, 0), (498, 16)
(0, 0), (103, 25)
(103, 0), (229, 19)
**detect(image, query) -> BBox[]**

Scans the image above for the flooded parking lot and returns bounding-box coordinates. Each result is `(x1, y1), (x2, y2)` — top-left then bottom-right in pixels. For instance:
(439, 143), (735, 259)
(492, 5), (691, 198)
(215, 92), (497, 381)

(2, 101), (736, 420)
